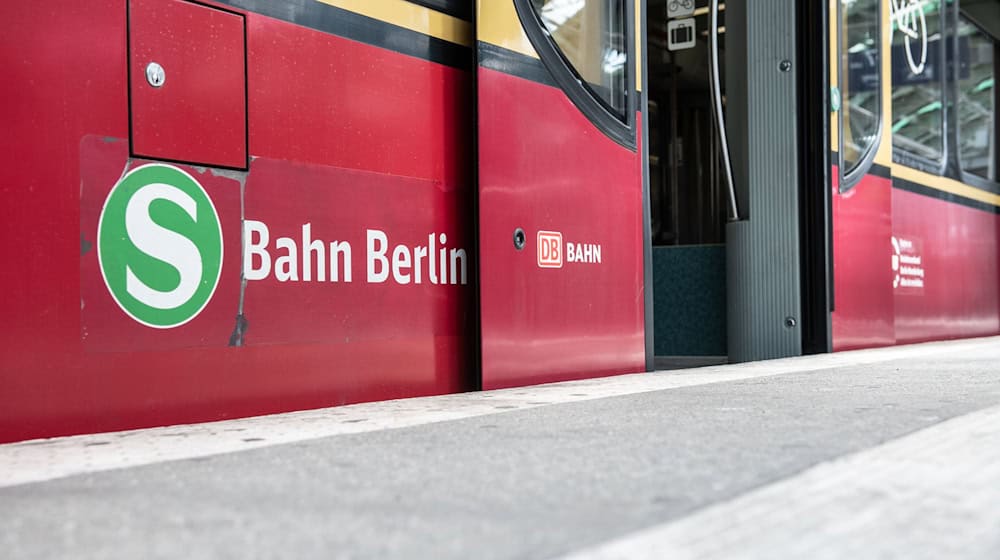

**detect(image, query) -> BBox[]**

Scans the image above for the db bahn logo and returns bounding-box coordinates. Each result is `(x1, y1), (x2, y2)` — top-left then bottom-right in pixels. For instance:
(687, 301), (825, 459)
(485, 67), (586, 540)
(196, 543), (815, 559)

(97, 164), (224, 328)
(537, 230), (604, 268)
(537, 231), (563, 268)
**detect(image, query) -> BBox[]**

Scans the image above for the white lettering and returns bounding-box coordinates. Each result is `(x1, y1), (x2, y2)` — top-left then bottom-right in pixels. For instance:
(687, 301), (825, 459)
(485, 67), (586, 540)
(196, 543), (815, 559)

(562, 242), (602, 264)
(243, 223), (468, 287)
(439, 233), (448, 285)
(330, 241), (352, 282)
(428, 233), (438, 284)
(244, 220), (271, 281)
(302, 223), (325, 282)
(413, 246), (427, 284)
(392, 244), (412, 285)
(275, 237), (298, 282)
(367, 229), (389, 283)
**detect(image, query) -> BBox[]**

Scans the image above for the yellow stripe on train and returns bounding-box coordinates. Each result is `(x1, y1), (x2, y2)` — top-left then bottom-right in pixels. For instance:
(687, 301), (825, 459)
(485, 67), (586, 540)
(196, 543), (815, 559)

(892, 164), (1000, 209)
(318, 0), (472, 47)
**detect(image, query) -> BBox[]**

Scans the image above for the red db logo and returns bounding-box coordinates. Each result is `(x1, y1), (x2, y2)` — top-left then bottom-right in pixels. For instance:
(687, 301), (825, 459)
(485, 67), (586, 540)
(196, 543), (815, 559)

(537, 231), (563, 268)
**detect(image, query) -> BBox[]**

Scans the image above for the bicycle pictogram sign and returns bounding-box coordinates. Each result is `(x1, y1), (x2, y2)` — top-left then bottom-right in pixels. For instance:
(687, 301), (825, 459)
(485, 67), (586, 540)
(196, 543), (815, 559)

(667, 0), (694, 19)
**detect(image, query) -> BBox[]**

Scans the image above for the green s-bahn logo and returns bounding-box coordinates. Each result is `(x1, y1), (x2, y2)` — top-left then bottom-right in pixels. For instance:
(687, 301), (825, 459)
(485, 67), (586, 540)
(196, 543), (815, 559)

(98, 164), (223, 328)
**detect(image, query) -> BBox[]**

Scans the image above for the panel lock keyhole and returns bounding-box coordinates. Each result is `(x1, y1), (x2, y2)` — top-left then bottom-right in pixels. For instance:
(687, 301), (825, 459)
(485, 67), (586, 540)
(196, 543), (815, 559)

(145, 62), (165, 88)
(513, 228), (526, 250)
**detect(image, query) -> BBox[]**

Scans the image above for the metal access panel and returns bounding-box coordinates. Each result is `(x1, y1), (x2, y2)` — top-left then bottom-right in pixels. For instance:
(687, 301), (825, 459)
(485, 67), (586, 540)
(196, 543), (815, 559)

(129, 0), (247, 169)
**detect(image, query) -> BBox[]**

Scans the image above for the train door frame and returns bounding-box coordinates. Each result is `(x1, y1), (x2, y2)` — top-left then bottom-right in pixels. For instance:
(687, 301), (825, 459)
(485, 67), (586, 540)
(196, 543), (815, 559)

(640, 0), (655, 371)
(724, 0), (806, 362)
(798, 0), (834, 354)
(645, 2), (734, 366)
(643, 0), (819, 364)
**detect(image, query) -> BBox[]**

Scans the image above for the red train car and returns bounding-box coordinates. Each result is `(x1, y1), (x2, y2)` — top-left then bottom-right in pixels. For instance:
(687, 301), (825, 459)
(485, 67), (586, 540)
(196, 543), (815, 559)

(831, 0), (1000, 349)
(1, 0), (645, 442)
(3, 0), (480, 442)
(1, 0), (998, 443)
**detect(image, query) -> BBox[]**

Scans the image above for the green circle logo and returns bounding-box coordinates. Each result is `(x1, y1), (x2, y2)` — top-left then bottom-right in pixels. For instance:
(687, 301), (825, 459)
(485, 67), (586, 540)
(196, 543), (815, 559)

(97, 164), (223, 328)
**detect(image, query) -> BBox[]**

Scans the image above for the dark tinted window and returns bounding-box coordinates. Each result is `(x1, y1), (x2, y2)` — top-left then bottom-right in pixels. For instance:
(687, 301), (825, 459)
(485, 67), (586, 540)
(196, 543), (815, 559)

(891, 0), (944, 163)
(957, 16), (996, 181)
(841, 0), (882, 175)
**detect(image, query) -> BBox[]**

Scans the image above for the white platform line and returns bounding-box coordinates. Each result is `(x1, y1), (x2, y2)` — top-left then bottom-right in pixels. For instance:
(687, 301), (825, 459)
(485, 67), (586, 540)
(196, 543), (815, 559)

(557, 403), (1000, 560)
(1, 336), (997, 488)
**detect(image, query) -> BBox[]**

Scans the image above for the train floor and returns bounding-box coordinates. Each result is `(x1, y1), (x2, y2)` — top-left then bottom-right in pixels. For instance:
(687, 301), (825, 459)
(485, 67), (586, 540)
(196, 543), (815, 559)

(3, 337), (1000, 559)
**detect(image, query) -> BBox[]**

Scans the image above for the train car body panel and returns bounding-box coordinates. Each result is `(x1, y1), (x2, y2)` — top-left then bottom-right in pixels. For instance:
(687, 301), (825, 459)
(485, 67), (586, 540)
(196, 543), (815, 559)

(830, 0), (1000, 352)
(831, 169), (896, 350)
(475, 2), (645, 389)
(241, 4), (472, 184)
(129, 0), (249, 170)
(891, 178), (1000, 343)
(0, 0), (475, 443)
(477, 67), (645, 388)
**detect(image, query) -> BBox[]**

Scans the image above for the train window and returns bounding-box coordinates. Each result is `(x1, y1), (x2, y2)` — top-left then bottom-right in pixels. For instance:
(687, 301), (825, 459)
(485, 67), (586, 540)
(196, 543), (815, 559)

(530, 0), (627, 118)
(957, 16), (996, 182)
(891, 0), (944, 167)
(840, 0), (882, 180)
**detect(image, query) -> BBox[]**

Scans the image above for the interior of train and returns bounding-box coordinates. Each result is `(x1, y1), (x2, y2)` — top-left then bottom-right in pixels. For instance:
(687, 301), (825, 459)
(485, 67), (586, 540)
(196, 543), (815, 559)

(647, 0), (730, 366)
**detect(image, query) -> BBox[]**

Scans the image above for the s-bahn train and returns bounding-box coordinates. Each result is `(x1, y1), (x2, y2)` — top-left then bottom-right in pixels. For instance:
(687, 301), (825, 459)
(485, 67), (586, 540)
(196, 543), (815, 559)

(1, 0), (997, 442)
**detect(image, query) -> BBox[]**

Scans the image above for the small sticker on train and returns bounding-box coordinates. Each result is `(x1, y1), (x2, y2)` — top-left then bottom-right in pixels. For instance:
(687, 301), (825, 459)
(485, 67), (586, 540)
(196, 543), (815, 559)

(892, 235), (925, 293)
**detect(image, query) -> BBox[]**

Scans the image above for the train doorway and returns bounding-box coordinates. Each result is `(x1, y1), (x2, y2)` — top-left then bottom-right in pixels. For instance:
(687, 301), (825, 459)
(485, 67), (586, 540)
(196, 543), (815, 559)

(646, 1), (730, 368)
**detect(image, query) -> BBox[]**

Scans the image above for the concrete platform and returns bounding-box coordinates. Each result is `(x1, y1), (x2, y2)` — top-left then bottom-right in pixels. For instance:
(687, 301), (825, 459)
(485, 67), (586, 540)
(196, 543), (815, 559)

(2, 337), (1000, 559)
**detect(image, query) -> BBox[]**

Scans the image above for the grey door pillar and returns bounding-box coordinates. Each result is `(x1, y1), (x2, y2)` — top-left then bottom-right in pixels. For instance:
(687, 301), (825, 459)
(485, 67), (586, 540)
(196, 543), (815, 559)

(724, 0), (802, 362)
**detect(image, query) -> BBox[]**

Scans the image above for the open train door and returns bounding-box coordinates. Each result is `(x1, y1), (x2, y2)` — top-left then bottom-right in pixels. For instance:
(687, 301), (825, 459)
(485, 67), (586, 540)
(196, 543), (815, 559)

(476, 1), (648, 389)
